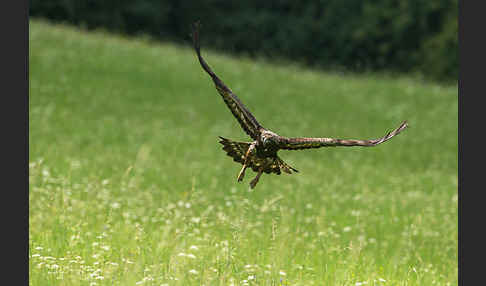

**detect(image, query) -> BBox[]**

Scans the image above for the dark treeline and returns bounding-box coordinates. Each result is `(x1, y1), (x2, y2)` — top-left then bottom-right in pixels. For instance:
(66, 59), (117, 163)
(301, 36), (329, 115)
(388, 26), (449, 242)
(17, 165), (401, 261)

(30, 0), (457, 82)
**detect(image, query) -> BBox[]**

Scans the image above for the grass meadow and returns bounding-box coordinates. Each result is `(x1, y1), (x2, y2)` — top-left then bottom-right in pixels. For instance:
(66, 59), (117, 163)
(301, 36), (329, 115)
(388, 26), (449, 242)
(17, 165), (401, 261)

(29, 19), (458, 285)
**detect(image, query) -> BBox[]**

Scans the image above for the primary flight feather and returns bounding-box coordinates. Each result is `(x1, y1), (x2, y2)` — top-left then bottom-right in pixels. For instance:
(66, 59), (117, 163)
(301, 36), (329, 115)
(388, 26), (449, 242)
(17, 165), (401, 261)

(192, 21), (408, 189)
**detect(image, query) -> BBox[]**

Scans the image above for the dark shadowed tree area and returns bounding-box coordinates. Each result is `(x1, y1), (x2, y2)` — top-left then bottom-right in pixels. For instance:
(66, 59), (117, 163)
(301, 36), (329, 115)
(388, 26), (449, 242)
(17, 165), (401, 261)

(30, 0), (457, 82)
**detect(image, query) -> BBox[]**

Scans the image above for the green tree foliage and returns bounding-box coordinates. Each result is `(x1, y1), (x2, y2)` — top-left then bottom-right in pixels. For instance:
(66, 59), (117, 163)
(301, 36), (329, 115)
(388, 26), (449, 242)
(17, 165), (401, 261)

(30, 0), (457, 82)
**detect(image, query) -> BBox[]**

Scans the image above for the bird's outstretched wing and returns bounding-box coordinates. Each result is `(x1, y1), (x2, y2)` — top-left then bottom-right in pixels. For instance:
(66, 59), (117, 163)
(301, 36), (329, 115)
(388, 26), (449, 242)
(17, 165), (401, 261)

(277, 121), (408, 150)
(192, 21), (263, 141)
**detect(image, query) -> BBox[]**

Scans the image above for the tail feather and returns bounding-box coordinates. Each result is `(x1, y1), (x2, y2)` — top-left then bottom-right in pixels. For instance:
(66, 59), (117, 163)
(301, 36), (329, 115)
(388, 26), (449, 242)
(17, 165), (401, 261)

(277, 157), (299, 174)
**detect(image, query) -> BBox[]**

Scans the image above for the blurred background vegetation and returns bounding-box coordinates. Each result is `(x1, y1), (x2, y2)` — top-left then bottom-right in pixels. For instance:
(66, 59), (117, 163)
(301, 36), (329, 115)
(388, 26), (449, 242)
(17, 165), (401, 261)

(30, 0), (457, 83)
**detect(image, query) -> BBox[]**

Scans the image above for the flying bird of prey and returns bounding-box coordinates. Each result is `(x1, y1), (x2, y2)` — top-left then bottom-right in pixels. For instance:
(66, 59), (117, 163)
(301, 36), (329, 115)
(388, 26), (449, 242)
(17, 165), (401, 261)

(192, 22), (408, 189)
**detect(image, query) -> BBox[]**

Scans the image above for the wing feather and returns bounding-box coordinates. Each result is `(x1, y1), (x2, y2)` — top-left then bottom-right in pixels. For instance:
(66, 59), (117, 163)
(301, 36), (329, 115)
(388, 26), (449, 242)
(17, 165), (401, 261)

(218, 137), (301, 175)
(278, 121), (408, 150)
(192, 22), (263, 140)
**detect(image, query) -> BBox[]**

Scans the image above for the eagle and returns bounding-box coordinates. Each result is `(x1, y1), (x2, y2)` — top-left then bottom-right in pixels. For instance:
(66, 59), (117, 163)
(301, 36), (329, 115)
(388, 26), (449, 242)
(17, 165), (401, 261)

(192, 21), (408, 189)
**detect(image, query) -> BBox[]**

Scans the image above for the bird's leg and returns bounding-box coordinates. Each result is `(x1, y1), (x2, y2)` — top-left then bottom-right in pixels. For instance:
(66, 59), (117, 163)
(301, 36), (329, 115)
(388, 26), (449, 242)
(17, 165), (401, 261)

(237, 143), (256, 182)
(237, 165), (247, 182)
(249, 167), (264, 189)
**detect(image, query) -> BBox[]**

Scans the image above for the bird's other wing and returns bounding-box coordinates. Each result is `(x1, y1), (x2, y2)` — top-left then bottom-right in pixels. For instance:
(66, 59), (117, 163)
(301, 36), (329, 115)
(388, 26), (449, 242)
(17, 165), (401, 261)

(277, 121), (408, 150)
(192, 21), (263, 140)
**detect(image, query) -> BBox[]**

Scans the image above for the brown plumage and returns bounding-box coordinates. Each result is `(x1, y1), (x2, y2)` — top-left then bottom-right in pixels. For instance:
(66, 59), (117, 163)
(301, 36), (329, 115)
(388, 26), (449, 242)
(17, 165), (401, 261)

(192, 21), (408, 189)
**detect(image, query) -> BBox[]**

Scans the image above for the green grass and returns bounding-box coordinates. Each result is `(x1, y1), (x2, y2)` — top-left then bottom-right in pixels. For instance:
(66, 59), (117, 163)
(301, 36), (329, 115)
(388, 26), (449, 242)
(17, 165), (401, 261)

(29, 19), (458, 285)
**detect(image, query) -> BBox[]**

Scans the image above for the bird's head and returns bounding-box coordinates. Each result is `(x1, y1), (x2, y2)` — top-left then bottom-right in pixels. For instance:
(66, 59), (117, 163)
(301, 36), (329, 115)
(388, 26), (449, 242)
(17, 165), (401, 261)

(261, 131), (278, 148)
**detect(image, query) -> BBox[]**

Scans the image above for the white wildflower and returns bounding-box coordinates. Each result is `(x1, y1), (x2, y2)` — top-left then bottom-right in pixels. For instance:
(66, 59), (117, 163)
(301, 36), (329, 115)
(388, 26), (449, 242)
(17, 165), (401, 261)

(189, 269), (199, 275)
(111, 202), (121, 209)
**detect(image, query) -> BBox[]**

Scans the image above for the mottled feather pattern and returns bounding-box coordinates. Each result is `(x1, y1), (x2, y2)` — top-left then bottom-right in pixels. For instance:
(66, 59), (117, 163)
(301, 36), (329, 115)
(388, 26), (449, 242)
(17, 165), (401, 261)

(218, 137), (248, 164)
(279, 121), (408, 150)
(193, 22), (262, 141)
(214, 85), (262, 140)
(219, 137), (298, 175)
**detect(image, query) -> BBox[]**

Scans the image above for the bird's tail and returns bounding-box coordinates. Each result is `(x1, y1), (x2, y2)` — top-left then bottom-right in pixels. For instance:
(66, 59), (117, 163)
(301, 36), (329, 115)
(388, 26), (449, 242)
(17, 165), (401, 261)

(276, 156), (299, 174)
